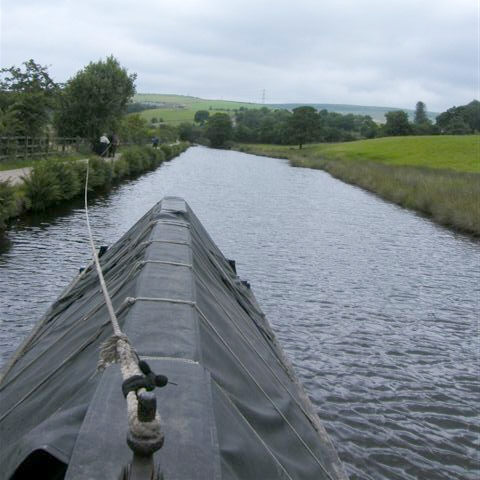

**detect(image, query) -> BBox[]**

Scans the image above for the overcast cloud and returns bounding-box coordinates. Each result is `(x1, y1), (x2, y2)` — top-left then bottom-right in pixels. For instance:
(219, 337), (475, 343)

(0, 0), (477, 111)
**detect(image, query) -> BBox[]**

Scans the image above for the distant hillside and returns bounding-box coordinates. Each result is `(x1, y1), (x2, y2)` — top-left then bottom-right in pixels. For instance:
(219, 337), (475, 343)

(133, 94), (438, 125)
(270, 103), (438, 123)
(133, 94), (259, 124)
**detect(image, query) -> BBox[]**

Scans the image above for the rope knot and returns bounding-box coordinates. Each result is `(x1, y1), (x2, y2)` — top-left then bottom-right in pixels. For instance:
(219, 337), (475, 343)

(97, 333), (130, 371)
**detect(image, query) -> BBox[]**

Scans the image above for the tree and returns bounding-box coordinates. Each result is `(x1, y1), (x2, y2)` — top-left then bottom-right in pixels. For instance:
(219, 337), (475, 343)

(412, 101), (433, 135)
(55, 56), (136, 145)
(383, 110), (412, 136)
(462, 100), (480, 131)
(155, 124), (177, 143)
(205, 113), (232, 147)
(414, 101), (429, 125)
(118, 114), (150, 144)
(436, 100), (479, 133)
(443, 116), (470, 134)
(287, 106), (320, 148)
(178, 122), (201, 142)
(359, 116), (378, 139)
(0, 59), (58, 136)
(194, 110), (210, 125)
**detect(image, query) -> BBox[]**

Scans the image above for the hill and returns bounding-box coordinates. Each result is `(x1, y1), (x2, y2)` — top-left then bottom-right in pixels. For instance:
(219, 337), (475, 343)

(133, 94), (260, 124)
(269, 103), (438, 123)
(133, 94), (438, 125)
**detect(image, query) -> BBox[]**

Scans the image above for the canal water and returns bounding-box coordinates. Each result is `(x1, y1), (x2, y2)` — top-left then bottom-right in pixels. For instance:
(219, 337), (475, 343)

(0, 146), (478, 479)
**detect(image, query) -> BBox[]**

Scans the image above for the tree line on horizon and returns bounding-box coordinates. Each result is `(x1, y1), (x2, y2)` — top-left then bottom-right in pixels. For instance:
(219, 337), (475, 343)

(179, 99), (480, 148)
(1, 58), (478, 151)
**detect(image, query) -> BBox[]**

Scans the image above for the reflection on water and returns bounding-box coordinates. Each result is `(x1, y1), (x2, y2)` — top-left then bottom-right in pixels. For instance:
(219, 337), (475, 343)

(1, 147), (479, 479)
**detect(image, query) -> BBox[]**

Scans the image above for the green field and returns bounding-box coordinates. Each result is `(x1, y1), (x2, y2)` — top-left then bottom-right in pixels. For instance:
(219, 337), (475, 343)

(134, 94), (262, 124)
(133, 94), (432, 125)
(241, 135), (480, 173)
(238, 136), (480, 235)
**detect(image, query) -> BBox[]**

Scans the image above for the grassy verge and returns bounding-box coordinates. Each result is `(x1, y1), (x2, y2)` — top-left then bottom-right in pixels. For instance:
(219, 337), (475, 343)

(0, 143), (189, 230)
(237, 136), (480, 236)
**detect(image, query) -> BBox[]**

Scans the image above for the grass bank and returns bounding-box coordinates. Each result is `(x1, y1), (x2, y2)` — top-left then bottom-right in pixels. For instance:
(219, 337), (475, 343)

(0, 143), (189, 230)
(237, 136), (480, 236)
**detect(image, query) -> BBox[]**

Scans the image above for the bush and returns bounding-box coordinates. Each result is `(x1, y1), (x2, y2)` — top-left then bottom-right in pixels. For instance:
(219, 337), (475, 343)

(3, 143), (189, 222)
(160, 144), (172, 159)
(112, 157), (130, 179)
(196, 137), (211, 147)
(87, 157), (114, 188)
(0, 180), (19, 228)
(22, 160), (62, 211)
(123, 146), (146, 174)
(49, 159), (82, 200)
(149, 148), (165, 167)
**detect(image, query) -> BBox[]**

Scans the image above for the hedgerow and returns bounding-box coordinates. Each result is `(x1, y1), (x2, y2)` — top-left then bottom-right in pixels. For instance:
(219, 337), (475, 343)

(0, 143), (189, 228)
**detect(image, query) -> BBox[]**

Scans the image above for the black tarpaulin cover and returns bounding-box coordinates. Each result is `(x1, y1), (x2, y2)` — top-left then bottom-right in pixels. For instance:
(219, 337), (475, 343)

(0, 197), (347, 480)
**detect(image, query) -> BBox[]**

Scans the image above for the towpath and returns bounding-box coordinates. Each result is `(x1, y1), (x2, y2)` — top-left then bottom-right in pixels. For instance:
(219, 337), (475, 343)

(0, 154), (122, 186)
(0, 168), (32, 186)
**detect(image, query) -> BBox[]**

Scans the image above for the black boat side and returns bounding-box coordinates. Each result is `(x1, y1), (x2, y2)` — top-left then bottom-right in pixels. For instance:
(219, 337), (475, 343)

(0, 197), (348, 480)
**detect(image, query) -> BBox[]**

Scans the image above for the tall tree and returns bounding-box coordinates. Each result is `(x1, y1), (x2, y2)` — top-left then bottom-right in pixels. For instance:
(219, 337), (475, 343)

(383, 110), (412, 136)
(414, 101), (429, 125)
(0, 59), (58, 136)
(436, 100), (479, 133)
(413, 101), (434, 134)
(205, 113), (233, 147)
(55, 56), (136, 145)
(194, 110), (210, 125)
(287, 106), (320, 149)
(118, 114), (150, 144)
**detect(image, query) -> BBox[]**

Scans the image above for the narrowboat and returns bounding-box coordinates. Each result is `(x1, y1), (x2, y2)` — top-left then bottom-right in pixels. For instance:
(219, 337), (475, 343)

(0, 197), (347, 480)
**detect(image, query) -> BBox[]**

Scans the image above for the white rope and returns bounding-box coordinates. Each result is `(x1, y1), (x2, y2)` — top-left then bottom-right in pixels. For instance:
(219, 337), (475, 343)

(134, 297), (196, 306)
(84, 161), (162, 444)
(84, 163), (121, 338)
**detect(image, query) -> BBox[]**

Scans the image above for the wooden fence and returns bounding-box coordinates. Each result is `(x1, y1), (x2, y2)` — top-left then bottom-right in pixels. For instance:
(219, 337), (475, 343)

(0, 137), (90, 161)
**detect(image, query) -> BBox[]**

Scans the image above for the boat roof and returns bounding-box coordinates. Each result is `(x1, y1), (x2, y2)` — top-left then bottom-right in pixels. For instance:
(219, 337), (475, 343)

(0, 197), (347, 479)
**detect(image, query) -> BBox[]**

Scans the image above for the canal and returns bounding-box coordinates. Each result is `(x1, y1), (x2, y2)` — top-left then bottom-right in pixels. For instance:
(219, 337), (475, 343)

(0, 146), (478, 479)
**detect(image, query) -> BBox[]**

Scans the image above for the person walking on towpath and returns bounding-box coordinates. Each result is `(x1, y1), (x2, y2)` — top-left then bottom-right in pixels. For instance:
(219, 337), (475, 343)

(99, 133), (110, 157)
(109, 133), (119, 157)
(152, 136), (159, 149)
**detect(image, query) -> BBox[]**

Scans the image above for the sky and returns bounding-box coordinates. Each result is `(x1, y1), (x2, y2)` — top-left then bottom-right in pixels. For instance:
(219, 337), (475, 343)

(0, 0), (478, 112)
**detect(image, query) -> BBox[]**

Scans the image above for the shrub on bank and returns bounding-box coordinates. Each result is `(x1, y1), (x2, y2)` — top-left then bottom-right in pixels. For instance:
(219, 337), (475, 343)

(88, 157), (114, 188)
(0, 180), (20, 228)
(50, 159), (82, 201)
(160, 144), (172, 159)
(22, 161), (62, 211)
(148, 148), (166, 168)
(0, 143), (189, 227)
(113, 157), (130, 179)
(122, 146), (145, 175)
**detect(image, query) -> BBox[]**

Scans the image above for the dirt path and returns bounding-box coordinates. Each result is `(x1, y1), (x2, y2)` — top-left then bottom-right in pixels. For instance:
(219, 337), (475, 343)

(0, 168), (32, 186)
